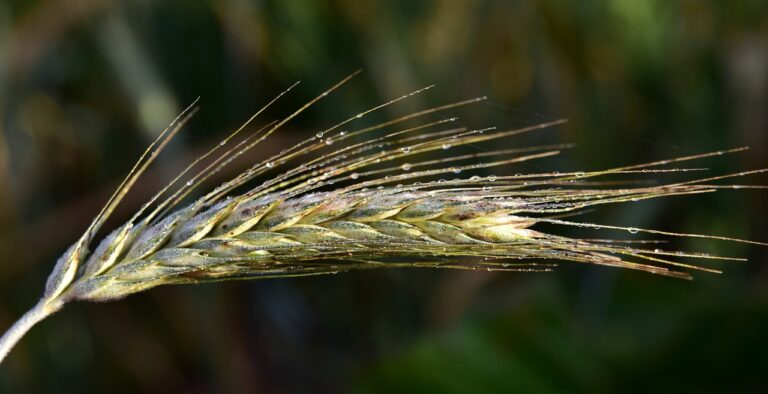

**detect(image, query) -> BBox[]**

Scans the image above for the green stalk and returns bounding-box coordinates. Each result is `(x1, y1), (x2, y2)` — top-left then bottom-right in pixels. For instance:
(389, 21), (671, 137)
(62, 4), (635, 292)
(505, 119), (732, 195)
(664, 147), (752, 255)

(0, 299), (63, 364)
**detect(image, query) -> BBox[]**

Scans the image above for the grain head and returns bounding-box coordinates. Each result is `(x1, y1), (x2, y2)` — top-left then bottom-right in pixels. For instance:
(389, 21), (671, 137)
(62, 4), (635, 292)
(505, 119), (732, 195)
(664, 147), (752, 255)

(1, 73), (765, 364)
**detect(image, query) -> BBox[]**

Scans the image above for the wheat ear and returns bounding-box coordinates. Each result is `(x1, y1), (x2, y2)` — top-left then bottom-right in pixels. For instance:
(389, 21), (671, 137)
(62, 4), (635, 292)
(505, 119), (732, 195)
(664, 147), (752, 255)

(1, 74), (766, 364)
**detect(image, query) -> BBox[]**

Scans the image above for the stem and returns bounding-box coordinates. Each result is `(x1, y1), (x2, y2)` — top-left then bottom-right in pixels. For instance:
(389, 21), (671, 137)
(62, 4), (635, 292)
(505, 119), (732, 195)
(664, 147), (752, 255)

(0, 299), (62, 365)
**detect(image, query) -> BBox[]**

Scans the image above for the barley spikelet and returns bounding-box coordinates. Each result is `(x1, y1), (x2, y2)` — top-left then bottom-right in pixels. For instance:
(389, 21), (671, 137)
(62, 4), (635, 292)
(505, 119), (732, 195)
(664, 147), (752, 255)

(1, 73), (765, 363)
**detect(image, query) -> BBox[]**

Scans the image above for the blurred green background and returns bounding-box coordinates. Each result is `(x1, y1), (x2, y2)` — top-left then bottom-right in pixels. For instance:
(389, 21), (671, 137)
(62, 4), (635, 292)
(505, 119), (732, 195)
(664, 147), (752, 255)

(1, 0), (767, 392)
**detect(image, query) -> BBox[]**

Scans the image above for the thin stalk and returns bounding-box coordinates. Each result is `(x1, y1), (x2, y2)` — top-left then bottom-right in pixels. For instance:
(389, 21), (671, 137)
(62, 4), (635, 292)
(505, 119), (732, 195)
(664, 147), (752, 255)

(0, 299), (62, 364)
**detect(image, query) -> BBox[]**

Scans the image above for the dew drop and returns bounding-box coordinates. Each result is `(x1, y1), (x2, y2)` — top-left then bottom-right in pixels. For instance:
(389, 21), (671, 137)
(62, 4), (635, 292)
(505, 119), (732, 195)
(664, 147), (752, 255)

(401, 163), (412, 171)
(628, 227), (639, 234)
(470, 175), (481, 181)
(442, 143), (452, 150)
(401, 146), (412, 153)
(576, 172), (585, 177)
(452, 168), (462, 174)
(355, 113), (363, 119)
(266, 162), (274, 168)
(488, 175), (497, 182)
(325, 138), (334, 145)
(350, 173), (359, 180)
(316, 132), (324, 138)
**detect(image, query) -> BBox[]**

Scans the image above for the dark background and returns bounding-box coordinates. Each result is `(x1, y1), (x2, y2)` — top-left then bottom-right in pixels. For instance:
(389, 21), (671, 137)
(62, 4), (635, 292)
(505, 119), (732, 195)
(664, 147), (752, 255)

(1, 1), (767, 393)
